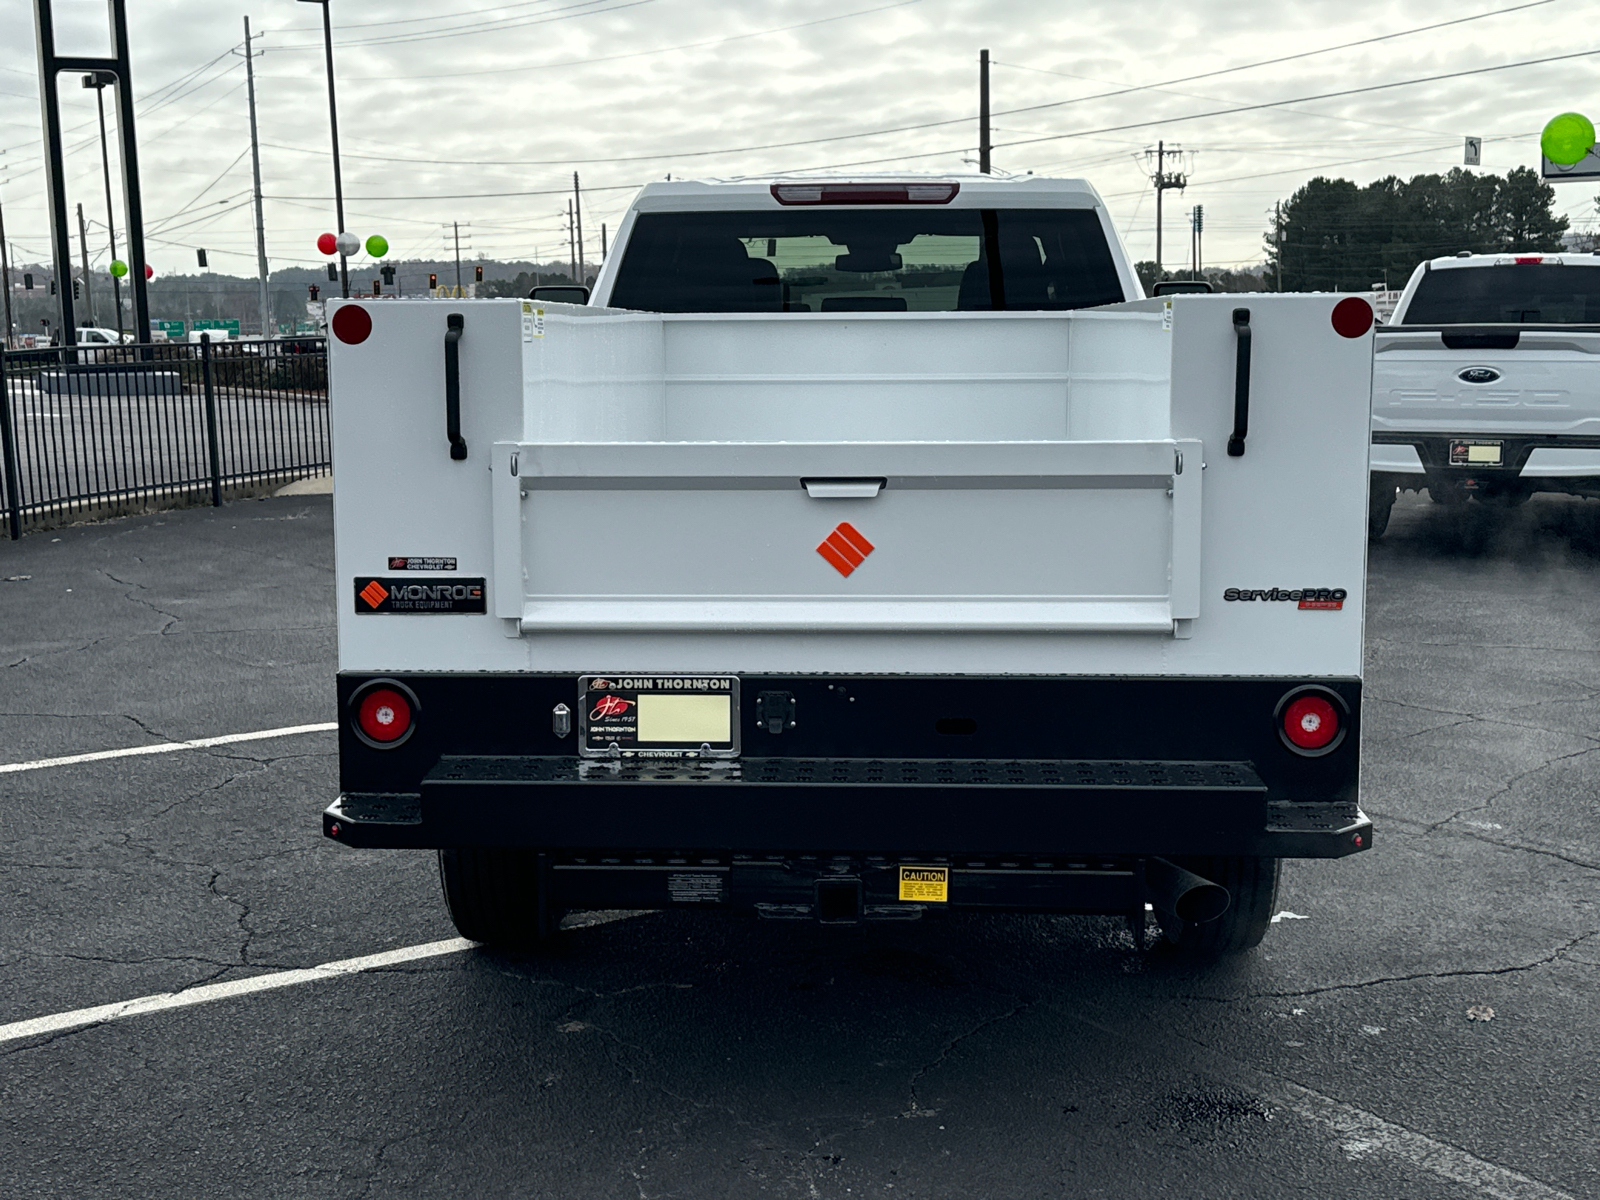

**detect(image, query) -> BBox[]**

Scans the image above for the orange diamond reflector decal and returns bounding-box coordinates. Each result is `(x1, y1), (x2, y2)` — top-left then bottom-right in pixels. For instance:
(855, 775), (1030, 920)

(359, 579), (388, 609)
(817, 521), (875, 577)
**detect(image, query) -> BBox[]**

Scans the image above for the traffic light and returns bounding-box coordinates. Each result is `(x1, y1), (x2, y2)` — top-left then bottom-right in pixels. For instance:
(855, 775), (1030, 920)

(372, 280), (381, 296)
(23, 272), (32, 290)
(327, 264), (338, 282)
(50, 279), (57, 295)
(308, 284), (320, 301)
(72, 279), (80, 299)
(474, 265), (483, 283)
(429, 273), (438, 290)
(197, 248), (208, 268)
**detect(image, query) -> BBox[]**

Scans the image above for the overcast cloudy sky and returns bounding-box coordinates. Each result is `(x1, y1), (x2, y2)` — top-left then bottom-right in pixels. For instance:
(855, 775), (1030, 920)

(1, 0), (1596, 281)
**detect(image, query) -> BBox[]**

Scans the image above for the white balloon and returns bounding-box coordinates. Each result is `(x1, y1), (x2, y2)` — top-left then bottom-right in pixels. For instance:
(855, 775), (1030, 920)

(335, 231), (360, 256)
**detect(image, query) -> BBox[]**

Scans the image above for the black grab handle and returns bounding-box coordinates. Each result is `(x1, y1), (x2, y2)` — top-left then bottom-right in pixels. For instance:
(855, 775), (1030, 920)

(444, 313), (467, 460)
(1227, 307), (1251, 457)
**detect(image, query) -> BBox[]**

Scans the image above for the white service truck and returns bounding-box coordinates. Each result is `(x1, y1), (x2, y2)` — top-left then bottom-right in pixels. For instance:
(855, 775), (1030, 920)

(322, 176), (1374, 960)
(1370, 251), (1600, 535)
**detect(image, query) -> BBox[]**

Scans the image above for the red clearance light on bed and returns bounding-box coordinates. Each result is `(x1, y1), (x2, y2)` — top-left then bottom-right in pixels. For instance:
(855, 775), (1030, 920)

(771, 182), (960, 206)
(1514, 255), (1544, 264)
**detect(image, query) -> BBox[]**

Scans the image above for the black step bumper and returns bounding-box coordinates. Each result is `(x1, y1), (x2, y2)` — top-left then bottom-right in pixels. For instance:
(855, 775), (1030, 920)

(324, 755), (1370, 859)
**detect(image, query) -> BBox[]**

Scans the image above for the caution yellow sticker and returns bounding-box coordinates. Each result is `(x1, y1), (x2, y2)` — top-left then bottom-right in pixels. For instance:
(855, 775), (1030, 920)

(898, 865), (949, 903)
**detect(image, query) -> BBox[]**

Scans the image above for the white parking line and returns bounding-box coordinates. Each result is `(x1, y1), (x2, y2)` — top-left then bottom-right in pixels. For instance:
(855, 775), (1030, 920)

(1279, 1082), (1577, 1200)
(0, 938), (473, 1047)
(0, 722), (338, 776)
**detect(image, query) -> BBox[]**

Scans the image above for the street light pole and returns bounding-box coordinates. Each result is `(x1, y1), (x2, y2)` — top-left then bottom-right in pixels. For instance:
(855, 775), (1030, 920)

(300, 0), (348, 298)
(83, 72), (123, 338)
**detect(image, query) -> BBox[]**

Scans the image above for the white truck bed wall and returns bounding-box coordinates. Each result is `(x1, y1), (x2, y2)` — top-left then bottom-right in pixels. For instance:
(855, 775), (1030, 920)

(330, 296), (1371, 678)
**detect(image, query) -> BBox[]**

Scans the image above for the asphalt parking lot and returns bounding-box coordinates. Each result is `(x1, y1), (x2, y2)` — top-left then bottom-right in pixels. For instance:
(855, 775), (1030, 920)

(1, 489), (1596, 1199)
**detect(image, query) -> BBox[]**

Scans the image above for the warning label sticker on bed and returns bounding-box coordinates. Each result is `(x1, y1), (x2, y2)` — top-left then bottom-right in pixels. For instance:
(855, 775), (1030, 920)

(898, 865), (949, 903)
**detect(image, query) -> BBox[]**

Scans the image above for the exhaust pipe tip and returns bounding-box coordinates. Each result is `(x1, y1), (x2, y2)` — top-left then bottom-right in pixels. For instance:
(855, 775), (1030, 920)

(1145, 857), (1231, 924)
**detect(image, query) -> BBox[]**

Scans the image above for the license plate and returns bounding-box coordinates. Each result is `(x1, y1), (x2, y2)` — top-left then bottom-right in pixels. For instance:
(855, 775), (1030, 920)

(578, 675), (739, 759)
(1449, 439), (1503, 466)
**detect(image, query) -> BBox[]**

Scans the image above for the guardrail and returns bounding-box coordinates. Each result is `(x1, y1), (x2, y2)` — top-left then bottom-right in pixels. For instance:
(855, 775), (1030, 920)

(0, 337), (329, 539)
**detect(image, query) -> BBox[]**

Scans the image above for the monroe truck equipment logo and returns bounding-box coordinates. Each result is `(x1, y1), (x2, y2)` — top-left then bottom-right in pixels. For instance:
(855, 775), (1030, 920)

(354, 577), (486, 614)
(1224, 587), (1347, 611)
(816, 521), (875, 576)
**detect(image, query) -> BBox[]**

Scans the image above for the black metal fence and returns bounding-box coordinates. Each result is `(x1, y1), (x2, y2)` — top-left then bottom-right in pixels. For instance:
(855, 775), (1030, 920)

(0, 337), (329, 539)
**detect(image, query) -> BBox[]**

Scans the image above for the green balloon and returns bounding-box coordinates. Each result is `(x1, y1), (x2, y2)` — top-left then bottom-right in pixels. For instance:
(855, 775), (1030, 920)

(364, 234), (389, 258)
(1542, 112), (1596, 165)
(109, 259), (128, 278)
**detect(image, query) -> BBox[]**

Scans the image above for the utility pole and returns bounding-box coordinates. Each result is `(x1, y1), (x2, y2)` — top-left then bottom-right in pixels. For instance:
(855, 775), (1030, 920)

(1275, 201), (1284, 291)
(1145, 141), (1186, 274)
(600, 223), (607, 261)
(1193, 203), (1203, 280)
(242, 17), (270, 336)
(76, 202), (93, 326)
(567, 200), (576, 284)
(573, 171), (584, 285)
(82, 72), (123, 338)
(0, 179), (13, 348)
(978, 48), (991, 174)
(453, 221), (462, 291)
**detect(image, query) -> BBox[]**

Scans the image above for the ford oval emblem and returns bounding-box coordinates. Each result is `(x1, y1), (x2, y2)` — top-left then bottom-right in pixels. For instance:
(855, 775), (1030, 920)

(1459, 366), (1501, 384)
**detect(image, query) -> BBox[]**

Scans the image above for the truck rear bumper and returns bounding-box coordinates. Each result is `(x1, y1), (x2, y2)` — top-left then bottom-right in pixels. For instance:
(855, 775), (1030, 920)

(324, 754), (1371, 860)
(1372, 431), (1600, 486)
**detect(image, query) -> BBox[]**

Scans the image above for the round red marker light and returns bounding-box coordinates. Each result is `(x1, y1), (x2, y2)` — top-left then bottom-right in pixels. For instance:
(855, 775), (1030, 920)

(1283, 694), (1339, 750)
(332, 304), (372, 345)
(357, 687), (411, 743)
(1331, 296), (1373, 338)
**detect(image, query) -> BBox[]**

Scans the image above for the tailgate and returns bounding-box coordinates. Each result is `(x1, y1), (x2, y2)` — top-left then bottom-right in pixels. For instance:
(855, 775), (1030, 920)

(1373, 327), (1600, 436)
(492, 438), (1199, 633)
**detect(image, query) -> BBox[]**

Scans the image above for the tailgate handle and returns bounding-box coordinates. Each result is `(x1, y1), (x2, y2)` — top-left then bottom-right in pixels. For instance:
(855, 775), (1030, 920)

(444, 312), (467, 461)
(1227, 307), (1251, 457)
(803, 478), (884, 499)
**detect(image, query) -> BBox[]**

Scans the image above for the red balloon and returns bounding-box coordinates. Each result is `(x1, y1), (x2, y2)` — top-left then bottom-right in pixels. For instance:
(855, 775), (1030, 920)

(144, 264), (154, 280)
(317, 232), (338, 256)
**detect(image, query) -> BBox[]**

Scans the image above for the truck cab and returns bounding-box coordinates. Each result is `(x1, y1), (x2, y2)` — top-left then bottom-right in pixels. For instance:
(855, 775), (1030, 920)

(322, 175), (1374, 961)
(1370, 251), (1600, 533)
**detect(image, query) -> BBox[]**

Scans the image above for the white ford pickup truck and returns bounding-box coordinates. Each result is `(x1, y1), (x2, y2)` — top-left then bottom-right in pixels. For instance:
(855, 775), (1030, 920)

(321, 175), (1374, 961)
(1370, 251), (1600, 535)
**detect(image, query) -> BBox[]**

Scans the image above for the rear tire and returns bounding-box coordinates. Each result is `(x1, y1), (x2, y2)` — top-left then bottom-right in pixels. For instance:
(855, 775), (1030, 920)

(437, 847), (563, 948)
(1368, 478), (1396, 540)
(1153, 856), (1279, 959)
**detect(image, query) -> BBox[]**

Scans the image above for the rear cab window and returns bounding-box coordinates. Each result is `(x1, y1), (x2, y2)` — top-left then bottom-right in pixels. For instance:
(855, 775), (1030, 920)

(1400, 264), (1600, 324)
(608, 208), (1125, 313)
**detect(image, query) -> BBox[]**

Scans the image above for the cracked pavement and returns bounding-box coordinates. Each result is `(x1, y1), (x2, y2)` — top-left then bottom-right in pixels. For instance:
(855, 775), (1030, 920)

(0, 490), (1596, 1198)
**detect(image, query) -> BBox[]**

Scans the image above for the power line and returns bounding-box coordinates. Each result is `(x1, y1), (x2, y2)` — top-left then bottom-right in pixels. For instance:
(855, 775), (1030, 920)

(267, 0), (664, 51)
(312, 0), (922, 82)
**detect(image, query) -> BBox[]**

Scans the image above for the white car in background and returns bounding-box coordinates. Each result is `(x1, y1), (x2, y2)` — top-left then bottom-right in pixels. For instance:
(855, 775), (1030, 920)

(74, 326), (131, 345)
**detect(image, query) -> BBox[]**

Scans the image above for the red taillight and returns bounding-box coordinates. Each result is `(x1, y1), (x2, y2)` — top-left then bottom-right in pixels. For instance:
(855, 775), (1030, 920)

(1283, 694), (1339, 751)
(771, 182), (960, 206)
(1514, 255), (1544, 264)
(357, 687), (412, 744)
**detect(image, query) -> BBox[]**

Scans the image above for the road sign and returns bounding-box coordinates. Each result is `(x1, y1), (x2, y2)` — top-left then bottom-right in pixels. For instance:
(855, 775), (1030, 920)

(193, 318), (241, 335)
(1464, 137), (1481, 166)
(1542, 148), (1600, 180)
(152, 319), (184, 336)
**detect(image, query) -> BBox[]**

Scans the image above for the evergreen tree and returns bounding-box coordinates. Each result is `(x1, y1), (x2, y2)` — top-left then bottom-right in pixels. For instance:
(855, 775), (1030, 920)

(1266, 167), (1568, 290)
